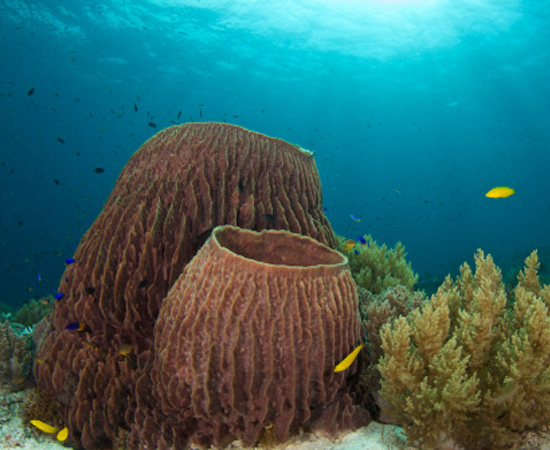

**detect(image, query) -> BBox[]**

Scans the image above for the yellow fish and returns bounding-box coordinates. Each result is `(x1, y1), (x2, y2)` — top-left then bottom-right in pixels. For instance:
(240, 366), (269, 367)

(485, 186), (515, 198)
(30, 420), (59, 434)
(334, 344), (363, 373)
(118, 344), (132, 356)
(57, 427), (69, 442)
(342, 239), (356, 251)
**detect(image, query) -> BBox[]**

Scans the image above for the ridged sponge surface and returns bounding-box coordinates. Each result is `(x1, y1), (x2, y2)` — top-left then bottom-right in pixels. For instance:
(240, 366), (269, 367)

(142, 225), (367, 448)
(34, 123), (335, 449)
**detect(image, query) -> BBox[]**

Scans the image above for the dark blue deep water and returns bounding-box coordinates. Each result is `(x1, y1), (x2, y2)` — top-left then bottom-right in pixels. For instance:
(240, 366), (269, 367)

(1, 0), (549, 307)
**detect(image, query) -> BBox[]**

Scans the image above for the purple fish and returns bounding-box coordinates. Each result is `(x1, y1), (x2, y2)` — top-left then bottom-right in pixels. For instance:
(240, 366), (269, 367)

(65, 258), (76, 265)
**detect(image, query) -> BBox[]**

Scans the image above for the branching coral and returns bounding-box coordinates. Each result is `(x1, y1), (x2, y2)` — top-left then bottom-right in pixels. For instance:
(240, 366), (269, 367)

(358, 286), (424, 398)
(377, 249), (550, 450)
(0, 320), (33, 391)
(337, 235), (417, 295)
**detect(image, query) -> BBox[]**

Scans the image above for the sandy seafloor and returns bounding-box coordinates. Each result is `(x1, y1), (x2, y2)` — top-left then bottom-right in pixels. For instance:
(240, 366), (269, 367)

(2, 387), (550, 450)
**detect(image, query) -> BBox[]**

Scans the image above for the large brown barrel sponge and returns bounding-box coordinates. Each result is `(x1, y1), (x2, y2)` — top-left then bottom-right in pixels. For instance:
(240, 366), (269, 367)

(33, 122), (335, 449)
(137, 225), (369, 448)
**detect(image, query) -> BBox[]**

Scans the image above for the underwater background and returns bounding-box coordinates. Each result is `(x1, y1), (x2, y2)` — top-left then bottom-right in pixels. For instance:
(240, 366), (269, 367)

(1, 0), (549, 307)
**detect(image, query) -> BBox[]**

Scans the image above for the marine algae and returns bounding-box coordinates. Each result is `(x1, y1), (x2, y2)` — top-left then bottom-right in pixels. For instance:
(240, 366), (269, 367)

(378, 249), (550, 450)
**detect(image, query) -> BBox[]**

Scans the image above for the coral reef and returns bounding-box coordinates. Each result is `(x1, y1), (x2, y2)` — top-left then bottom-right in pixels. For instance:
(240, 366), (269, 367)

(337, 235), (417, 295)
(13, 297), (54, 328)
(129, 225), (369, 448)
(358, 286), (424, 403)
(21, 389), (63, 430)
(0, 320), (33, 391)
(377, 249), (550, 450)
(33, 123), (336, 449)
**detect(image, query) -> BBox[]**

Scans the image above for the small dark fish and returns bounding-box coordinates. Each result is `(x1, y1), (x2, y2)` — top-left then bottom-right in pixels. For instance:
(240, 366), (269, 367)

(57, 137), (65, 144)
(17, 220), (23, 226)
(66, 321), (85, 331)
(65, 258), (75, 265)
(177, 110), (182, 119)
(357, 236), (367, 245)
(27, 87), (35, 96)
(55, 292), (64, 300)
(137, 279), (148, 289)
(134, 103), (138, 112)
(85, 287), (96, 294)
(354, 249), (360, 255)
(323, 206), (328, 211)
(237, 178), (246, 193)
(148, 121), (157, 128)
(53, 178), (60, 185)
(262, 213), (277, 225)
(93, 167), (105, 173)
(194, 228), (214, 249)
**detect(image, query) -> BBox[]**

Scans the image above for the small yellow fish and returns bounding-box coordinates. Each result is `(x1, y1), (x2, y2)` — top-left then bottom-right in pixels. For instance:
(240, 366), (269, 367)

(334, 344), (363, 373)
(118, 344), (132, 356)
(485, 186), (515, 198)
(342, 239), (356, 251)
(57, 427), (69, 442)
(35, 357), (45, 364)
(30, 420), (59, 434)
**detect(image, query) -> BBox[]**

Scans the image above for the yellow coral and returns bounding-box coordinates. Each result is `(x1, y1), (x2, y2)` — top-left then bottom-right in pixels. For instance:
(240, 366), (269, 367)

(378, 249), (550, 450)
(336, 234), (417, 295)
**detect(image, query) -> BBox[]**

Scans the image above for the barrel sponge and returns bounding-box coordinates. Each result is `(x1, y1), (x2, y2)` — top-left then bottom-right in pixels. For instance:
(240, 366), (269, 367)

(33, 123), (335, 449)
(142, 225), (369, 448)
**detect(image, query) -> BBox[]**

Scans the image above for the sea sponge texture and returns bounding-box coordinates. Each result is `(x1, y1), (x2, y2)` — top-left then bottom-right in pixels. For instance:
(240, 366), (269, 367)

(132, 225), (368, 449)
(33, 123), (335, 449)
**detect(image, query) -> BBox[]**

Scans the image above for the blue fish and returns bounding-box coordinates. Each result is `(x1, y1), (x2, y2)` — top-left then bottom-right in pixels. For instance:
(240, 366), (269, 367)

(65, 258), (76, 265)
(55, 293), (64, 301)
(354, 249), (360, 255)
(357, 236), (367, 245)
(65, 321), (85, 331)
(37, 273), (42, 282)
(350, 214), (361, 222)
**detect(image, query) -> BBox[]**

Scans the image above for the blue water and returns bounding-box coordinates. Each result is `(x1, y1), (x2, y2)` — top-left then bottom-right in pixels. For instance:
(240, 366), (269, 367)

(1, 0), (549, 307)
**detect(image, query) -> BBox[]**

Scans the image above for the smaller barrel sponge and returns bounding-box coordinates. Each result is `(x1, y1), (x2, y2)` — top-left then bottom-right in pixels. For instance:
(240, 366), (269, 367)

(135, 225), (370, 448)
(377, 249), (550, 450)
